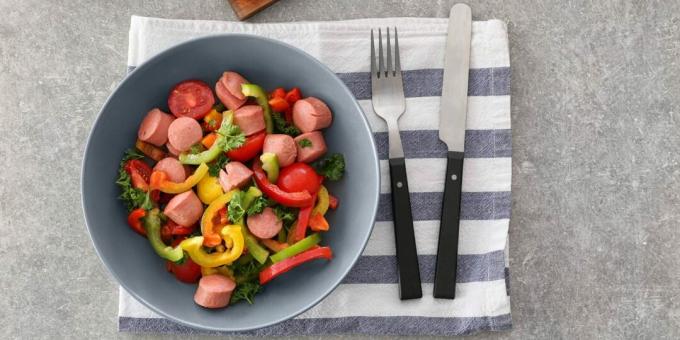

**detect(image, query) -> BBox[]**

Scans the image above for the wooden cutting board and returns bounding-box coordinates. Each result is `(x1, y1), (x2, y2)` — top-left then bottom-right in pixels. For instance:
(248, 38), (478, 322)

(228, 0), (279, 20)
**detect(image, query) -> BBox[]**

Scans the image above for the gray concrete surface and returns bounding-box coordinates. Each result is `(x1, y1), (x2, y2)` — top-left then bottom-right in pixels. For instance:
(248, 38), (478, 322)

(1, 0), (679, 339)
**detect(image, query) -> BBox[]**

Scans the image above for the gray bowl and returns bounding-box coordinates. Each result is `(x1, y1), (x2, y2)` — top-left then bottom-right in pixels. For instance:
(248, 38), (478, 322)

(81, 35), (379, 332)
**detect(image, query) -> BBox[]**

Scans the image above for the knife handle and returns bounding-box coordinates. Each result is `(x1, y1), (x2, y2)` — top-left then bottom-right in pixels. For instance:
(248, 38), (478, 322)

(434, 151), (464, 299)
(388, 157), (422, 300)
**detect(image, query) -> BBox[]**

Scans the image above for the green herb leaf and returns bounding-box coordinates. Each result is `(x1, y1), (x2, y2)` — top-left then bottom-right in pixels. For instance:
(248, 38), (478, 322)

(298, 138), (312, 148)
(122, 148), (145, 162)
(313, 153), (345, 181)
(230, 281), (262, 305)
(116, 149), (151, 211)
(227, 191), (245, 223)
(246, 196), (272, 216)
(216, 122), (246, 152)
(208, 153), (229, 177)
(213, 102), (226, 113)
(271, 112), (300, 137)
(273, 205), (299, 231)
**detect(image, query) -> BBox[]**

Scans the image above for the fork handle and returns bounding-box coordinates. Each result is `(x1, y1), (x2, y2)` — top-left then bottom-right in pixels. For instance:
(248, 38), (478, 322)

(388, 157), (422, 300)
(433, 151), (464, 299)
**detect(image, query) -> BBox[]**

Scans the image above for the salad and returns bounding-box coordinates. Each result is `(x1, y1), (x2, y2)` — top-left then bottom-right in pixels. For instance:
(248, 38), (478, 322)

(116, 71), (345, 309)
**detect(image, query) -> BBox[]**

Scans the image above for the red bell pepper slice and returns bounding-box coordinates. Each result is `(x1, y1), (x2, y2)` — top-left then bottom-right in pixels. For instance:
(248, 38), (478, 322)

(259, 246), (333, 284)
(161, 221), (195, 244)
(252, 160), (314, 207)
(328, 195), (339, 210)
(284, 108), (293, 123)
(268, 97), (290, 113)
(127, 208), (147, 236)
(284, 87), (302, 105)
(290, 194), (317, 243)
(270, 87), (286, 99)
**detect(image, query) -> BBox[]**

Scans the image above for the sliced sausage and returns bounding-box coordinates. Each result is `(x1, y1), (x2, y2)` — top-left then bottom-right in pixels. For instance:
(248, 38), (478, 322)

(168, 117), (203, 152)
(294, 131), (328, 163)
(233, 105), (265, 136)
(153, 157), (186, 183)
(263, 134), (297, 168)
(215, 72), (248, 111)
(292, 97), (332, 133)
(194, 274), (236, 309)
(247, 207), (283, 239)
(138, 108), (175, 146)
(218, 161), (254, 192)
(164, 190), (203, 226)
(166, 142), (181, 156)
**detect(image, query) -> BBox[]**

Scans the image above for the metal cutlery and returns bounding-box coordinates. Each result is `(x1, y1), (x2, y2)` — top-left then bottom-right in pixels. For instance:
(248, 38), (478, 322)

(370, 27), (422, 300)
(433, 3), (472, 299)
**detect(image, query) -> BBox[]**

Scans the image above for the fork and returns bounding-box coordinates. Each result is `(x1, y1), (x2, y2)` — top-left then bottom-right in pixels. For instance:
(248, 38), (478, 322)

(371, 27), (422, 300)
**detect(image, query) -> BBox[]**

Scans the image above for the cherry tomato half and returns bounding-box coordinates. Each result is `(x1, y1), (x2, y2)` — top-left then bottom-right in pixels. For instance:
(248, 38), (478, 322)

(226, 131), (266, 162)
(168, 80), (215, 119)
(277, 163), (321, 194)
(124, 159), (152, 182)
(169, 257), (202, 283)
(166, 237), (202, 283)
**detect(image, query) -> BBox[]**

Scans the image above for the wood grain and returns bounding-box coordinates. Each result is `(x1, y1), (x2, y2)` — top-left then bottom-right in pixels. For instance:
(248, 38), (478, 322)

(228, 0), (279, 20)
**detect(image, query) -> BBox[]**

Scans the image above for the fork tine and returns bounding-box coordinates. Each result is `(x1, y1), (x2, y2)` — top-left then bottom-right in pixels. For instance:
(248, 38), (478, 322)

(378, 28), (384, 77)
(370, 29), (376, 77)
(386, 27), (392, 76)
(394, 27), (401, 73)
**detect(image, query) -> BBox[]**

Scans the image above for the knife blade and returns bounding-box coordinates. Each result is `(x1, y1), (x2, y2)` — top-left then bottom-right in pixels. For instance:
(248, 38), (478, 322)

(433, 3), (472, 299)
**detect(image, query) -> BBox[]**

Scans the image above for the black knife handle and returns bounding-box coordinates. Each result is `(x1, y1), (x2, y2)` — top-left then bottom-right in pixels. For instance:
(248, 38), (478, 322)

(388, 157), (422, 300)
(433, 151), (464, 299)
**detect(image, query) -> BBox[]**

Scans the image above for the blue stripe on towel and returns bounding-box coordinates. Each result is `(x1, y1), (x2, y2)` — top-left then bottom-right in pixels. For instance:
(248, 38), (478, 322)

(119, 314), (512, 336)
(337, 67), (510, 99)
(377, 191), (511, 222)
(343, 251), (506, 284)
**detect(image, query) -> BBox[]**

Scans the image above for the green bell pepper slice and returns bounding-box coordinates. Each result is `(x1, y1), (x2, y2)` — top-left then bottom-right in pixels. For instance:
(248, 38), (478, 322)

(270, 233), (321, 263)
(143, 209), (184, 262)
(260, 152), (279, 183)
(242, 186), (263, 210)
(241, 83), (273, 133)
(242, 227), (270, 264)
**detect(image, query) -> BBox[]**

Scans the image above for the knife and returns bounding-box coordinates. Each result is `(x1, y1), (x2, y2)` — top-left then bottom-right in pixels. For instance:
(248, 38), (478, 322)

(433, 3), (472, 299)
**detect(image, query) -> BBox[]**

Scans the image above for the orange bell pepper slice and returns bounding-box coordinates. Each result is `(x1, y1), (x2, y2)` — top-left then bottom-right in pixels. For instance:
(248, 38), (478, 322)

(309, 213), (329, 232)
(201, 133), (218, 149)
(260, 238), (289, 252)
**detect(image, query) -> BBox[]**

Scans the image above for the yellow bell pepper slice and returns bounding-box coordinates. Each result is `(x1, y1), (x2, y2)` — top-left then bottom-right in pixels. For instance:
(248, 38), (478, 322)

(201, 266), (218, 276)
(180, 225), (244, 267)
(149, 163), (209, 194)
(200, 190), (237, 247)
(197, 175), (224, 204)
(312, 185), (329, 216)
(201, 265), (234, 279)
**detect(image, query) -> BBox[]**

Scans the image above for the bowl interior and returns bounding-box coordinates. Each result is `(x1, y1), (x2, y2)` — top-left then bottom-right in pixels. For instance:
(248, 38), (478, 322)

(82, 35), (379, 331)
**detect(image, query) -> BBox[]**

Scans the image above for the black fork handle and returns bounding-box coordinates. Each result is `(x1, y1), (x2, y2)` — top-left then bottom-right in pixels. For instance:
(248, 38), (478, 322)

(389, 157), (422, 300)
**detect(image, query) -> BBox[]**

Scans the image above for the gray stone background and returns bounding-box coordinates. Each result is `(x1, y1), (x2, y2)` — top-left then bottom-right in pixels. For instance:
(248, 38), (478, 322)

(1, 0), (679, 339)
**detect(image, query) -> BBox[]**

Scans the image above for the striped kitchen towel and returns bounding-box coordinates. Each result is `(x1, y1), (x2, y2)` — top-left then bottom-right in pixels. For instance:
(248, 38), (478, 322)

(120, 15), (512, 336)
